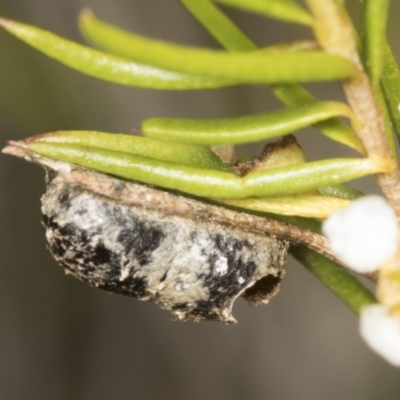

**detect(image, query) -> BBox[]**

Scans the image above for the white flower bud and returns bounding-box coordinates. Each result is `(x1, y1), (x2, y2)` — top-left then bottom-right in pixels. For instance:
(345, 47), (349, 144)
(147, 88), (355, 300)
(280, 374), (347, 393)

(322, 196), (398, 272)
(360, 305), (400, 367)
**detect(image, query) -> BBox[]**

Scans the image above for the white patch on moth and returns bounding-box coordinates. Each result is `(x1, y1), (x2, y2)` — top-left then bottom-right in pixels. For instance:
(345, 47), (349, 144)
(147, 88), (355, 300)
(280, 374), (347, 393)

(238, 276), (245, 284)
(119, 268), (130, 281)
(174, 310), (187, 320)
(144, 193), (154, 202)
(69, 193), (107, 231)
(215, 256), (228, 276)
(45, 229), (55, 242)
(187, 236), (206, 261)
(174, 281), (189, 292)
(119, 258), (132, 281)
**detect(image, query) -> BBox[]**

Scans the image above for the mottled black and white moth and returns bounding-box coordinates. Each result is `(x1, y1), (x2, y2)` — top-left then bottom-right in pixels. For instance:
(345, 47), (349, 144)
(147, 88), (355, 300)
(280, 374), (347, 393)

(4, 144), (336, 322)
(42, 169), (289, 323)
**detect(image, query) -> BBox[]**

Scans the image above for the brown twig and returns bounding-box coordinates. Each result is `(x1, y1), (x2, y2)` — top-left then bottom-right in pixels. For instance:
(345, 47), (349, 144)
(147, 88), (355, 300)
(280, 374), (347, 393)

(3, 141), (378, 283)
(305, 0), (400, 216)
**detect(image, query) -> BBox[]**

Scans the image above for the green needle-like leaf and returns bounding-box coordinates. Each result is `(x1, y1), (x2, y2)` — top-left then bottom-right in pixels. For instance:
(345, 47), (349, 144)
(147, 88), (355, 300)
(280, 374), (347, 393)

(371, 83), (396, 155)
(0, 18), (233, 90)
(180, 0), (258, 51)
(142, 101), (357, 145)
(381, 43), (400, 143)
(242, 157), (390, 197)
(178, 0), (364, 152)
(18, 140), (389, 199)
(79, 11), (357, 84)
(217, 195), (351, 219)
(318, 184), (363, 200)
(213, 0), (313, 26)
(290, 246), (376, 315)
(28, 131), (229, 171)
(272, 84), (365, 153)
(363, 0), (389, 84)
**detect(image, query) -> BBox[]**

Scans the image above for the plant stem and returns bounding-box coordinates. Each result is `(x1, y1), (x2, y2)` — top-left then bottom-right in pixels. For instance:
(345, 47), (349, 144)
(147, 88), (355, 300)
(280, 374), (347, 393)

(305, 0), (400, 216)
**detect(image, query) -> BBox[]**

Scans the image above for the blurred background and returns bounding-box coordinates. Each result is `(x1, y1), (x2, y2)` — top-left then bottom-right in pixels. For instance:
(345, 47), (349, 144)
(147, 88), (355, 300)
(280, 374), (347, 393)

(1, 1), (400, 399)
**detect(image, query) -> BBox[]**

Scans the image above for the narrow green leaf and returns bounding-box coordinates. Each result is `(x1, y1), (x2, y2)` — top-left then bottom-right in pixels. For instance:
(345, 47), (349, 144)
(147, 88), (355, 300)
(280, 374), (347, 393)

(217, 195), (351, 219)
(142, 101), (357, 145)
(214, 0), (313, 26)
(272, 84), (365, 153)
(381, 43), (400, 144)
(363, 0), (389, 84)
(0, 18), (232, 90)
(310, 119), (365, 154)
(177, 0), (253, 160)
(25, 141), (242, 197)
(79, 11), (357, 84)
(29, 131), (229, 171)
(318, 184), (364, 200)
(179, 0), (257, 51)
(290, 246), (376, 315)
(22, 140), (388, 199)
(371, 83), (396, 155)
(242, 157), (390, 197)
(272, 83), (321, 104)
(269, 214), (322, 235)
(176, 1), (364, 152)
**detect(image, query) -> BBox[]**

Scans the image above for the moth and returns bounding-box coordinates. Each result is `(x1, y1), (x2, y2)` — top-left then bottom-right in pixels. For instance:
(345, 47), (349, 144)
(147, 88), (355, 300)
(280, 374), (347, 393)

(4, 143), (336, 322)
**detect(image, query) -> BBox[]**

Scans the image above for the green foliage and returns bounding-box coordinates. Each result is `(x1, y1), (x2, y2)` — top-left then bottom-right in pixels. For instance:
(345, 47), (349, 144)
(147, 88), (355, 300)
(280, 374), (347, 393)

(0, 18), (231, 90)
(290, 246), (376, 315)
(24, 139), (386, 199)
(142, 101), (358, 145)
(179, 0), (258, 50)
(213, 0), (313, 26)
(79, 11), (356, 84)
(363, 0), (389, 84)
(30, 131), (228, 170)
(1, 0), (399, 316)
(381, 44), (400, 142)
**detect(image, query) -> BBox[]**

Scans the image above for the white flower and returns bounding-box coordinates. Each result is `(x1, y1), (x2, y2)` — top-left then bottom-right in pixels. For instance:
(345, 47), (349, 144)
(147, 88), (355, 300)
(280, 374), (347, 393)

(360, 304), (400, 366)
(322, 195), (398, 273)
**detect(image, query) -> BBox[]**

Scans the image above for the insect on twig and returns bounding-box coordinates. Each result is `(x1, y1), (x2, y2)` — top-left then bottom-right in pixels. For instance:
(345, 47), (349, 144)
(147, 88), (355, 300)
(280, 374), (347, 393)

(3, 142), (371, 322)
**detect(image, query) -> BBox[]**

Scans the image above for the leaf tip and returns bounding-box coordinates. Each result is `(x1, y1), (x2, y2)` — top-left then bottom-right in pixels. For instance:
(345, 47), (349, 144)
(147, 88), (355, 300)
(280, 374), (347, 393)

(79, 8), (96, 24)
(0, 17), (32, 38)
(2, 140), (29, 158)
(0, 17), (15, 31)
(2, 137), (75, 173)
(2, 133), (56, 157)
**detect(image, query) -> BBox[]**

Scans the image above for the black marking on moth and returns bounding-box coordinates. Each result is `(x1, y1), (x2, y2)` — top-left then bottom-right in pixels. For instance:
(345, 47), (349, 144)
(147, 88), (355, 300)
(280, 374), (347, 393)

(41, 168), (289, 323)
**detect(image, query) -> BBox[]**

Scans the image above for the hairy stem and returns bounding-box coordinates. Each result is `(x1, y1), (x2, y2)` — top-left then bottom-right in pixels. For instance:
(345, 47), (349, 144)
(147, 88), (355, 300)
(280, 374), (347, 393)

(305, 0), (400, 215)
